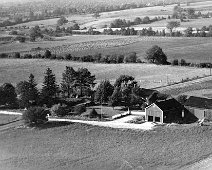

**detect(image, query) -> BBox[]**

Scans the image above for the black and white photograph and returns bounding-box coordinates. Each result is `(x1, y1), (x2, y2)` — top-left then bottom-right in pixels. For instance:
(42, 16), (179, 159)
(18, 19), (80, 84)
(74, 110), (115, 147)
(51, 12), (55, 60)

(0, 0), (212, 169)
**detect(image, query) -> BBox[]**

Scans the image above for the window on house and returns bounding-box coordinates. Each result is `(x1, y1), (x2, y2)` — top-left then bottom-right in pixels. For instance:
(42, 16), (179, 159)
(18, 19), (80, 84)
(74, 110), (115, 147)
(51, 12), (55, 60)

(148, 116), (153, 122)
(155, 117), (160, 122)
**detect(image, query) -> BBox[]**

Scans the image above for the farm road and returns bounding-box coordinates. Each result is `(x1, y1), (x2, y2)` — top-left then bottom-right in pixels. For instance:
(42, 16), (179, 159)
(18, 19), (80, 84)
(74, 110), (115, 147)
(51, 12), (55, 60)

(49, 117), (155, 130)
(155, 75), (212, 92)
(0, 111), (155, 130)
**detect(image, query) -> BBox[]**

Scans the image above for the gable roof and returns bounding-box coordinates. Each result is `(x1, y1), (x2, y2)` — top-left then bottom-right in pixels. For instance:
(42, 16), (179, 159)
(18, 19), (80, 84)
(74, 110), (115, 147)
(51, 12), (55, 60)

(154, 98), (182, 111)
(140, 88), (157, 99)
(184, 96), (212, 109)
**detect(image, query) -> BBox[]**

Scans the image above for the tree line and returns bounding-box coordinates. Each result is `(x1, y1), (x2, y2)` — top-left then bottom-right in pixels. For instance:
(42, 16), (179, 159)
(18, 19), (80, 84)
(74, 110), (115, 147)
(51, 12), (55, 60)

(0, 45), (168, 65)
(110, 16), (166, 28)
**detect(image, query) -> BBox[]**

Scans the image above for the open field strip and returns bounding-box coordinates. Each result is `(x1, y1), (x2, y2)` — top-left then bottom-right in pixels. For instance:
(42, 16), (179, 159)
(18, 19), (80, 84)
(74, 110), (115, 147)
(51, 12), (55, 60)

(0, 59), (210, 89)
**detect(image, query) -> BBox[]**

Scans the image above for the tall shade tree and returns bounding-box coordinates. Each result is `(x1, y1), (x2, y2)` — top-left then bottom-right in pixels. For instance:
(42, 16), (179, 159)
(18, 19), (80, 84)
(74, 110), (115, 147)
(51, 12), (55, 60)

(145, 45), (167, 64)
(114, 75), (135, 87)
(16, 74), (39, 108)
(61, 66), (76, 98)
(94, 80), (114, 104)
(166, 21), (180, 33)
(57, 16), (68, 26)
(28, 74), (39, 104)
(40, 68), (59, 107)
(74, 68), (95, 97)
(0, 83), (17, 106)
(108, 86), (121, 109)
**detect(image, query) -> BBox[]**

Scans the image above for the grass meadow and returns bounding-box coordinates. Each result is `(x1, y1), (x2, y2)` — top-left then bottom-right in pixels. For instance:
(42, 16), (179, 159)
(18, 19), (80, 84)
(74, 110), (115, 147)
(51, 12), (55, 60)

(1, 119), (212, 170)
(0, 59), (210, 89)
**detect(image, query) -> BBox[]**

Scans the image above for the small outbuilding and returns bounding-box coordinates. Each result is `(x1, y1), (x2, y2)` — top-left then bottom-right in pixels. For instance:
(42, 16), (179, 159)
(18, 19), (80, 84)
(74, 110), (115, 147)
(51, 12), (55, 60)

(184, 96), (212, 120)
(145, 98), (183, 123)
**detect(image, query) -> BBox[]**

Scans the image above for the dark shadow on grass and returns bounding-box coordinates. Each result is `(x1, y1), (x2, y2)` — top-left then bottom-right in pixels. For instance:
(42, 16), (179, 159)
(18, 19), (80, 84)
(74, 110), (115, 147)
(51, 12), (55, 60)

(36, 121), (72, 130)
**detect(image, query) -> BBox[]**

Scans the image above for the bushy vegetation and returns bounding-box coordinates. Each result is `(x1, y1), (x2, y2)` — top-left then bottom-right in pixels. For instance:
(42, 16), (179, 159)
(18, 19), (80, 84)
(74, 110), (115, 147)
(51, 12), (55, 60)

(74, 104), (86, 114)
(110, 16), (166, 28)
(22, 106), (49, 126)
(50, 104), (68, 117)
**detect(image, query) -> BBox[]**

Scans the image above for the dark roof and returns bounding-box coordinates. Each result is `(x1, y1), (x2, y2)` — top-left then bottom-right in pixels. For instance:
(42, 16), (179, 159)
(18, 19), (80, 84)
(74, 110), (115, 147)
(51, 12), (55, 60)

(155, 98), (182, 111)
(184, 96), (212, 109)
(140, 88), (157, 99)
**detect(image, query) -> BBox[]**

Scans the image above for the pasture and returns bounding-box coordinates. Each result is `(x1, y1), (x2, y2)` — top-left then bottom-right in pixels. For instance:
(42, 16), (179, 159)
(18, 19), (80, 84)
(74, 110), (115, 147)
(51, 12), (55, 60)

(0, 59), (210, 89)
(1, 119), (212, 170)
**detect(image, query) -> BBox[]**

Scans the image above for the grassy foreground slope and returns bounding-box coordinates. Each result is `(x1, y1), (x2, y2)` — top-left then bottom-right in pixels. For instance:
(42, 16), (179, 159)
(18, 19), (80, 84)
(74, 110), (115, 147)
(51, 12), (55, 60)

(1, 121), (212, 170)
(0, 59), (209, 88)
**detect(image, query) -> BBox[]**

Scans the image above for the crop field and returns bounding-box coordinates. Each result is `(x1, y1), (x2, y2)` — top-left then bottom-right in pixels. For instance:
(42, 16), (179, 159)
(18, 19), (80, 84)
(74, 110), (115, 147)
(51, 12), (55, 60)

(0, 59), (210, 89)
(0, 35), (130, 54)
(1, 119), (212, 170)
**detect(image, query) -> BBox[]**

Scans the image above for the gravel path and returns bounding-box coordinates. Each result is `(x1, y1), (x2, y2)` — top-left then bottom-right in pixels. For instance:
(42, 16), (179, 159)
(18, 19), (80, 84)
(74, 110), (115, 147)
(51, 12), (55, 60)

(0, 111), (155, 130)
(49, 117), (155, 130)
(0, 111), (22, 115)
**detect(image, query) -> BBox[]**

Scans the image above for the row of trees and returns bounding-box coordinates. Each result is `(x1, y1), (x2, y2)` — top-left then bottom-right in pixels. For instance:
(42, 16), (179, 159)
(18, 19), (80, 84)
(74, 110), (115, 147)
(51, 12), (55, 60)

(110, 16), (166, 28)
(1, 67), (95, 109)
(1, 45), (168, 65)
(171, 59), (212, 69)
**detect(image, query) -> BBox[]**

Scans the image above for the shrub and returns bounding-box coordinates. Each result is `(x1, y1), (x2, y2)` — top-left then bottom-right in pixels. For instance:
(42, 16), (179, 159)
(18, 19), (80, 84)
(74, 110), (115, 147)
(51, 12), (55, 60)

(74, 104), (86, 114)
(89, 108), (100, 118)
(0, 53), (8, 58)
(44, 50), (51, 58)
(65, 54), (72, 60)
(14, 52), (20, 58)
(22, 106), (49, 126)
(171, 59), (178, 66)
(50, 104), (67, 117)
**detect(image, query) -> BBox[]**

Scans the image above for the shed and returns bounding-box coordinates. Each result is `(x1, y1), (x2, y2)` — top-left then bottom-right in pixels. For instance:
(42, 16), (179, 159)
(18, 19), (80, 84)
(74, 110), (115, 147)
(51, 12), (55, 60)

(184, 96), (212, 120)
(145, 98), (183, 123)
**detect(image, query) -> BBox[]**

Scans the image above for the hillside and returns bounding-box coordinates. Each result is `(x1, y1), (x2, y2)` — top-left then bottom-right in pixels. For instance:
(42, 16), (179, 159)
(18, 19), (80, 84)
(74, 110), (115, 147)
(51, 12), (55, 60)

(1, 120), (212, 170)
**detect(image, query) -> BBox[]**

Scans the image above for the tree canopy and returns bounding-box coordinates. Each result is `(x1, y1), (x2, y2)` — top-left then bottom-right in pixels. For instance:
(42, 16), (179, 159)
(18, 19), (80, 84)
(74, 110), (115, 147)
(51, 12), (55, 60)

(94, 80), (114, 104)
(166, 21), (180, 33)
(57, 16), (68, 26)
(145, 45), (167, 64)
(61, 66), (76, 98)
(40, 68), (59, 107)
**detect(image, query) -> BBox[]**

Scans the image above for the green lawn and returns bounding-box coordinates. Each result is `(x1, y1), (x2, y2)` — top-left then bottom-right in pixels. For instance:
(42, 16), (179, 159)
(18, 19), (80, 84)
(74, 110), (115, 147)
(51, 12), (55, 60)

(1, 120), (212, 170)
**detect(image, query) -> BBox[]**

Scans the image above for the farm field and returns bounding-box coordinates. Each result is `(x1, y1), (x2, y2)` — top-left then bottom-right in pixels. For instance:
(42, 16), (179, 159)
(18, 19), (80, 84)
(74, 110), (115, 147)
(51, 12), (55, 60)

(0, 59), (210, 89)
(1, 119), (212, 170)
(1, 36), (212, 63)
(9, 1), (212, 30)
(7, 1), (212, 28)
(0, 35), (130, 53)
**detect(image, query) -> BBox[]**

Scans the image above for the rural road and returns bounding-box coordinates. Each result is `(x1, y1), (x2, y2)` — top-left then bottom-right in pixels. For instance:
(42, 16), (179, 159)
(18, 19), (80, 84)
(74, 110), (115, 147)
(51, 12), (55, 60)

(49, 117), (155, 130)
(0, 111), (155, 130)
(155, 75), (212, 91)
